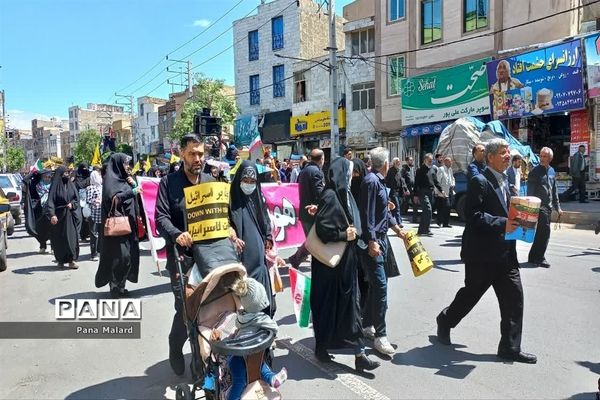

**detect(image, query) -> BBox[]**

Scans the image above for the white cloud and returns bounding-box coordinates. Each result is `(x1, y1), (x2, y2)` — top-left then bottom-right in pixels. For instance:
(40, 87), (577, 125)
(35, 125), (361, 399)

(192, 19), (211, 28)
(5, 110), (67, 130)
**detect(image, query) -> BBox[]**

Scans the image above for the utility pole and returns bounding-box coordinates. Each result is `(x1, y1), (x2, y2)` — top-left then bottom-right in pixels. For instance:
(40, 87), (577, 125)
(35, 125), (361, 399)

(327, 0), (339, 159)
(166, 56), (193, 98)
(115, 93), (135, 148)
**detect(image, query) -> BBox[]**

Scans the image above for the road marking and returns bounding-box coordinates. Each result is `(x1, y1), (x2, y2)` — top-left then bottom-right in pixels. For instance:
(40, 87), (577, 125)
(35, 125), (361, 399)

(277, 337), (390, 400)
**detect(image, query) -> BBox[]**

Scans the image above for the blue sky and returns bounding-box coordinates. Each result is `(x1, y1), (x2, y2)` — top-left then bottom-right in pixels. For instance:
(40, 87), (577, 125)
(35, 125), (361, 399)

(0, 0), (351, 129)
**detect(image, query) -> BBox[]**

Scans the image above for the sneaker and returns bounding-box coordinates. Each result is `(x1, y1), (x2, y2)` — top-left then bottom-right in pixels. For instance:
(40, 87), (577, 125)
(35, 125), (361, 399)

(270, 367), (287, 389)
(90, 256), (98, 261)
(68, 262), (79, 269)
(362, 326), (375, 340)
(374, 336), (395, 355)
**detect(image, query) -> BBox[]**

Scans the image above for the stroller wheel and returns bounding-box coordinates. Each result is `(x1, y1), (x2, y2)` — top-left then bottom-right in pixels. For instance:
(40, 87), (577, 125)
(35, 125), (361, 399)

(175, 383), (193, 400)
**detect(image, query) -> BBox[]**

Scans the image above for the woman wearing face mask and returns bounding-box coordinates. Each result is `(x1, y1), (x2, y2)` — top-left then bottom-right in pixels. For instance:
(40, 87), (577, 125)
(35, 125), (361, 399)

(95, 153), (141, 298)
(310, 157), (379, 372)
(229, 160), (275, 316)
(46, 166), (81, 269)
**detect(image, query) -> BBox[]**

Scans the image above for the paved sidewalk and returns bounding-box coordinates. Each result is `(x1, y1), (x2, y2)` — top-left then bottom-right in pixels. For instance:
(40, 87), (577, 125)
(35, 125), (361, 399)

(554, 200), (600, 229)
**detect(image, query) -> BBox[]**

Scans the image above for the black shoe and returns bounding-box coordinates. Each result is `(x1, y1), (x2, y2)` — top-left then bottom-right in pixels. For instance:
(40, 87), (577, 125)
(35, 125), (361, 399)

(355, 354), (380, 372)
(443, 224), (452, 228)
(110, 287), (120, 299)
(539, 260), (551, 268)
(418, 231), (433, 236)
(436, 312), (451, 345)
(497, 349), (537, 364)
(594, 221), (600, 235)
(169, 347), (185, 376)
(315, 347), (332, 363)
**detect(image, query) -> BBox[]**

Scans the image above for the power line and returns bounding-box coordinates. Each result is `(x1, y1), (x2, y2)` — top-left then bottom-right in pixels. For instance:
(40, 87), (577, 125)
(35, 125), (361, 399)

(144, 0), (299, 97)
(119, 1), (257, 97)
(167, 0), (247, 57)
(363, 0), (599, 60)
(190, 0), (299, 72)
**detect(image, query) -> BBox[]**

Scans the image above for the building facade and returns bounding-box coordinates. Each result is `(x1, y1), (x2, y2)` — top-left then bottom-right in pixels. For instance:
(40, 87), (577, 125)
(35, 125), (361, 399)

(68, 103), (129, 157)
(368, 0), (593, 162)
(133, 96), (166, 157)
(233, 0), (344, 118)
(31, 118), (68, 160)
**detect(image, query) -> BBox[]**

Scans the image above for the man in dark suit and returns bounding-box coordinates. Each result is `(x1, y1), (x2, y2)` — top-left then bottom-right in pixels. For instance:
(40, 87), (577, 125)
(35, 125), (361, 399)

(414, 153), (443, 236)
(286, 148), (325, 268)
(436, 138), (537, 364)
(527, 147), (561, 268)
(568, 145), (588, 203)
(467, 144), (486, 180)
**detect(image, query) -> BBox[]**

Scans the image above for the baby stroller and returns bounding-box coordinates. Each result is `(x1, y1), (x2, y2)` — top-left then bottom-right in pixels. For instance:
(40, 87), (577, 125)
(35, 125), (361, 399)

(173, 247), (281, 400)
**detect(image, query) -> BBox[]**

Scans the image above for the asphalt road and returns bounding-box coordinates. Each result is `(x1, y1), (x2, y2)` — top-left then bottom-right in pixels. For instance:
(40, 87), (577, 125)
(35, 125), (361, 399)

(0, 219), (599, 399)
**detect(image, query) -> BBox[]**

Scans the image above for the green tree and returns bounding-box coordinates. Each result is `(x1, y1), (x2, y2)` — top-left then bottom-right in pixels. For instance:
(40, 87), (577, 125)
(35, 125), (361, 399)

(73, 129), (101, 164)
(169, 73), (238, 142)
(6, 146), (25, 172)
(116, 143), (133, 157)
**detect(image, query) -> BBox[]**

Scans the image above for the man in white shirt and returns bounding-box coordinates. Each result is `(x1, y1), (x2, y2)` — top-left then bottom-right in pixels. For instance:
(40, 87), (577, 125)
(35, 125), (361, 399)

(436, 156), (455, 228)
(507, 155), (522, 196)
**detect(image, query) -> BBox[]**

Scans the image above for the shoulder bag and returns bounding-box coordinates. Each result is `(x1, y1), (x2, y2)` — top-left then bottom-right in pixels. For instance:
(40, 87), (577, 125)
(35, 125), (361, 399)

(305, 200), (351, 268)
(104, 196), (132, 237)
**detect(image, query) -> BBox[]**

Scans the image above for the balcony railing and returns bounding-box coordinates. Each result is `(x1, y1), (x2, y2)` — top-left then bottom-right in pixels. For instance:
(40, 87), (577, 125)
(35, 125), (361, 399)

(273, 82), (285, 98)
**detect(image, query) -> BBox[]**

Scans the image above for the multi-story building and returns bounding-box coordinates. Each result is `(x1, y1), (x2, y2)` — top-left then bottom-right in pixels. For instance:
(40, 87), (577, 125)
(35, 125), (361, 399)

(112, 119), (133, 147)
(68, 103), (129, 157)
(342, 0), (377, 156)
(133, 96), (166, 157)
(367, 0), (595, 165)
(233, 0), (344, 154)
(31, 118), (68, 160)
(289, 54), (346, 155)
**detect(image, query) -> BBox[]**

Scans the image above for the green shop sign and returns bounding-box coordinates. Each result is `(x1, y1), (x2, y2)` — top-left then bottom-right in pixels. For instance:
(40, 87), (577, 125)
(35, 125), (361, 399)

(401, 58), (491, 125)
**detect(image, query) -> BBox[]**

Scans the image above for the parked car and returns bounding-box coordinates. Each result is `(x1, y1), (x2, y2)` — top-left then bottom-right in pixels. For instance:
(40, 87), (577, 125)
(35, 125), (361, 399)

(0, 174), (22, 225)
(0, 197), (11, 271)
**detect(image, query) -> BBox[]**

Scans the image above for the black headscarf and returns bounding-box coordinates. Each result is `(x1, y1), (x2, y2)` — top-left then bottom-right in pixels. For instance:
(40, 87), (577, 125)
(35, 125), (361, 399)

(350, 157), (367, 205)
(47, 166), (77, 210)
(75, 162), (91, 190)
(325, 157), (361, 227)
(229, 160), (271, 241)
(102, 153), (134, 216)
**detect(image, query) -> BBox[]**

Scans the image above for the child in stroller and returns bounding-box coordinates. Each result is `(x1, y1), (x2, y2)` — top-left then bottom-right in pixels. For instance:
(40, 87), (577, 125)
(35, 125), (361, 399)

(226, 277), (287, 399)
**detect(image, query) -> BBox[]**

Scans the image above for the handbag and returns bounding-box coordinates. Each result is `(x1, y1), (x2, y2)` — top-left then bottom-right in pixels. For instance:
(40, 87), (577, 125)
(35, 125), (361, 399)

(104, 197), (132, 237)
(384, 237), (401, 278)
(305, 205), (350, 268)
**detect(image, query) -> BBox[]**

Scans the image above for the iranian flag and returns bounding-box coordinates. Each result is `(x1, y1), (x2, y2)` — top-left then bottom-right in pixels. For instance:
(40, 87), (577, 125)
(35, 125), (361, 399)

(288, 267), (311, 328)
(248, 131), (263, 161)
(30, 159), (43, 173)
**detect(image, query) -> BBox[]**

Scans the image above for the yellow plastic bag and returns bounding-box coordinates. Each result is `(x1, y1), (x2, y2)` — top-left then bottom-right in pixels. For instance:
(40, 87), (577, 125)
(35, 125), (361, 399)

(403, 231), (434, 277)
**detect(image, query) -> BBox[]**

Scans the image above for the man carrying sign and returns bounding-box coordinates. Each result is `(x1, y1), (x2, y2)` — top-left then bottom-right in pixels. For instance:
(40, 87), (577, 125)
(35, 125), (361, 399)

(155, 134), (237, 377)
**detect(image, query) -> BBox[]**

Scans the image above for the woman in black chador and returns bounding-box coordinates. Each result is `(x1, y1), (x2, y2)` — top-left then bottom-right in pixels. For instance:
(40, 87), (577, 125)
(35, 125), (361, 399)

(74, 162), (91, 241)
(95, 153), (140, 297)
(46, 166), (80, 269)
(310, 157), (379, 372)
(229, 160), (275, 316)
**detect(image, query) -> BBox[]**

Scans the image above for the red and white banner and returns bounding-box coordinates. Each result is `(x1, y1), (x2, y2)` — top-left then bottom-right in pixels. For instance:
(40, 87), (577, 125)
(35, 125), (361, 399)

(137, 177), (167, 264)
(261, 183), (306, 250)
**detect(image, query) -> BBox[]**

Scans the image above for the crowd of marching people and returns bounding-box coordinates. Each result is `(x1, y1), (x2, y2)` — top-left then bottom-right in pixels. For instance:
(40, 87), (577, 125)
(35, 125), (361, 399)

(19, 132), (600, 399)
